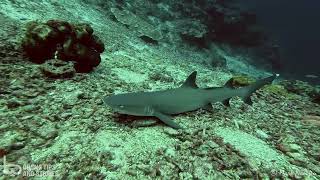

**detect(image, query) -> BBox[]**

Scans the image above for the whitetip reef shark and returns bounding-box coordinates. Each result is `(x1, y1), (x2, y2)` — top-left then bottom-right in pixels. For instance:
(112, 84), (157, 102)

(104, 71), (278, 129)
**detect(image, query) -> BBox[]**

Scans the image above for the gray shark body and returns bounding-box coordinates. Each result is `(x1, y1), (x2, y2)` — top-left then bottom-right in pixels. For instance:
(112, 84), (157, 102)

(104, 71), (278, 129)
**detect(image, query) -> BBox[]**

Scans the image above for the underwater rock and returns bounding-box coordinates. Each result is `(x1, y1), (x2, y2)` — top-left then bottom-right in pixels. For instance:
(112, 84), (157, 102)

(89, 35), (105, 53)
(46, 19), (73, 36)
(255, 129), (269, 140)
(110, 7), (162, 43)
(227, 75), (256, 88)
(6, 98), (24, 109)
(39, 59), (76, 78)
(168, 2), (268, 48)
(0, 149), (7, 158)
(179, 21), (207, 39)
(57, 38), (101, 72)
(0, 130), (27, 156)
(0, 43), (23, 64)
(0, 15), (23, 63)
(174, 19), (208, 47)
(73, 23), (94, 41)
(280, 80), (320, 104)
(158, 0), (265, 46)
(206, 47), (227, 68)
(205, 5), (264, 46)
(21, 20), (104, 72)
(209, 56), (226, 68)
(21, 21), (59, 63)
(21, 104), (40, 113)
(163, 128), (179, 137)
(262, 84), (292, 98)
(312, 94), (320, 104)
(107, 1), (264, 48)
(280, 80), (310, 95)
(301, 115), (320, 127)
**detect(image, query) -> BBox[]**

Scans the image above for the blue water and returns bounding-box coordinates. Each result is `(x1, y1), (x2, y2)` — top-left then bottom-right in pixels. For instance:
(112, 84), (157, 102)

(237, 0), (320, 83)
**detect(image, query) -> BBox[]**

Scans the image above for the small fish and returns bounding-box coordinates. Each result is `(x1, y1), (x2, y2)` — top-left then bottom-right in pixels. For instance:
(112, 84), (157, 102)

(305, 74), (319, 79)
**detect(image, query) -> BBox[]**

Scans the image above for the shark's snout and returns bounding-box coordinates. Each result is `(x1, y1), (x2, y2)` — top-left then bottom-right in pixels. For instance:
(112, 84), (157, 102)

(103, 95), (120, 106)
(103, 94), (149, 116)
(103, 96), (112, 105)
(103, 95), (127, 113)
(103, 96), (120, 112)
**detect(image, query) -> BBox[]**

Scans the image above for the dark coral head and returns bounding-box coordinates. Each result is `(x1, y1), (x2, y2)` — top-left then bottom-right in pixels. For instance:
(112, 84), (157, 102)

(22, 19), (104, 73)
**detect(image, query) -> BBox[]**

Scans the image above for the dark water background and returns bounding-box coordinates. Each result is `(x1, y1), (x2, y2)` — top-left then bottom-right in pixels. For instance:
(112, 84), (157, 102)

(236, 0), (320, 83)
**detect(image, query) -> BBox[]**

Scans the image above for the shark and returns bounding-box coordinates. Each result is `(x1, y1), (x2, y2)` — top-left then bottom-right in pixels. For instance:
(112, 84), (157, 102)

(104, 71), (278, 129)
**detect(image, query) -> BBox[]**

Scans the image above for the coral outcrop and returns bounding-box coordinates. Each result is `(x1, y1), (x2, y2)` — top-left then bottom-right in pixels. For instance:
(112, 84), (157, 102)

(22, 20), (105, 72)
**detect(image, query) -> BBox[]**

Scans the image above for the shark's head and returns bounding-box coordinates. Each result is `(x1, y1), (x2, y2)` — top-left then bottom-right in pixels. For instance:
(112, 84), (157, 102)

(103, 93), (150, 116)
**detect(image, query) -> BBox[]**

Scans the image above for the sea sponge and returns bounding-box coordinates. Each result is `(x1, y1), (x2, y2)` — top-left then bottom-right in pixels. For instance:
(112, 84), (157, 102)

(22, 20), (105, 73)
(22, 21), (59, 63)
(228, 75), (255, 87)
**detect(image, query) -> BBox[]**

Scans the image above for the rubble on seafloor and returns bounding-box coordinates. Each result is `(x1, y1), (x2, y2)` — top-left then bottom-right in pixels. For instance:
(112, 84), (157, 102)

(0, 0), (319, 179)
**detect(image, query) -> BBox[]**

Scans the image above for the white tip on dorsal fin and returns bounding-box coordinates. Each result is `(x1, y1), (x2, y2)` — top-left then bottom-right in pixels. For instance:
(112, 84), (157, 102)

(181, 71), (198, 88)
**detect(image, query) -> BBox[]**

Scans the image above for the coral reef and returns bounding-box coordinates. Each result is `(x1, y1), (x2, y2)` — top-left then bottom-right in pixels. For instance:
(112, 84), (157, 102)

(21, 20), (104, 72)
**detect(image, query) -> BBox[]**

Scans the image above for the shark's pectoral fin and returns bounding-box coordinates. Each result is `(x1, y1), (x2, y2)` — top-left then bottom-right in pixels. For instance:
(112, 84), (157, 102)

(202, 103), (213, 112)
(153, 111), (183, 129)
(222, 98), (231, 107)
(243, 97), (253, 105)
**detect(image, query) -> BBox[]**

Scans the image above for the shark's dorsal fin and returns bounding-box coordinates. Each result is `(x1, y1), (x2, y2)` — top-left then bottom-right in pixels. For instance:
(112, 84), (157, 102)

(181, 71), (198, 88)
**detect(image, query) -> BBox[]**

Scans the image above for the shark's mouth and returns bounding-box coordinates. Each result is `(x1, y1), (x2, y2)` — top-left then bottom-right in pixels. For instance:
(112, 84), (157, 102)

(114, 109), (127, 114)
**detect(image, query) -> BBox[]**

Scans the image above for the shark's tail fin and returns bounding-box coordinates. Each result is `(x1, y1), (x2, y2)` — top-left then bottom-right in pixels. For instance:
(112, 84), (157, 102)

(242, 74), (279, 105)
